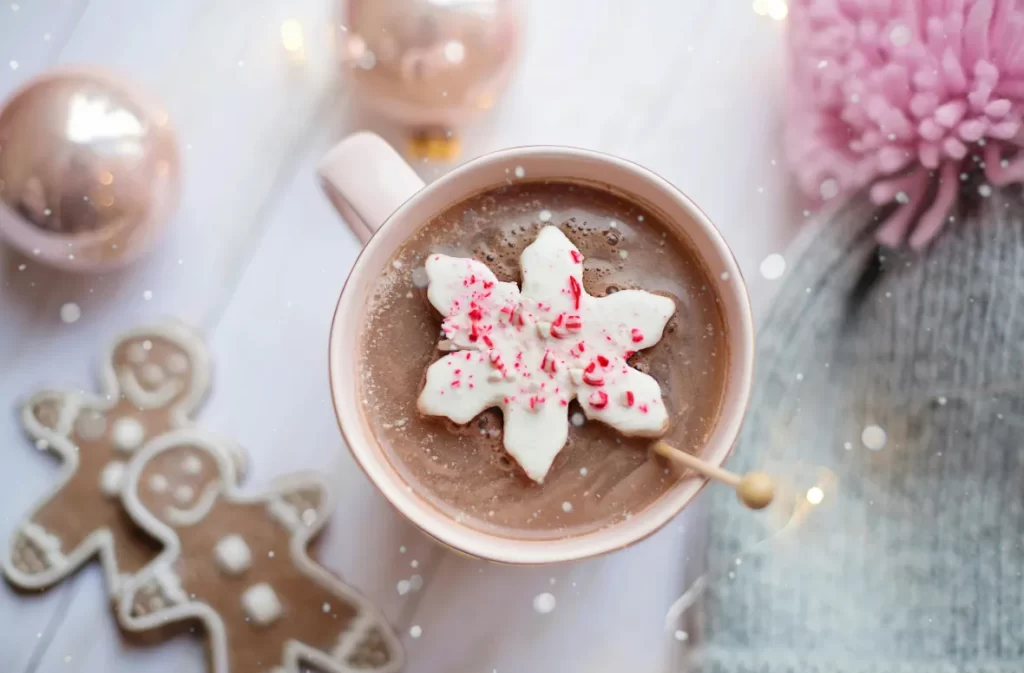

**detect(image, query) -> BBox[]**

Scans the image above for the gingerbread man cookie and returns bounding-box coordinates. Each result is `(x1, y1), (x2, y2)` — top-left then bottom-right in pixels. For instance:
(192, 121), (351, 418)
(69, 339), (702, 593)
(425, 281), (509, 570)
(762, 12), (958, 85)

(117, 429), (404, 673)
(3, 321), (246, 597)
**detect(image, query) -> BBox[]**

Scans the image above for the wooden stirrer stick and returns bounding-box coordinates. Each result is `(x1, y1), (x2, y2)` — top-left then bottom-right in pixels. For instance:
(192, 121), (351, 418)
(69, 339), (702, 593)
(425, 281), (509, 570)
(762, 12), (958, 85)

(652, 440), (775, 510)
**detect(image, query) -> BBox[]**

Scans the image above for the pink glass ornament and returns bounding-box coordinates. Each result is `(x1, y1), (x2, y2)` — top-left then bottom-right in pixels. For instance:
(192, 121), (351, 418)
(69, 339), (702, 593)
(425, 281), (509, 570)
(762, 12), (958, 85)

(0, 68), (180, 272)
(340, 0), (522, 131)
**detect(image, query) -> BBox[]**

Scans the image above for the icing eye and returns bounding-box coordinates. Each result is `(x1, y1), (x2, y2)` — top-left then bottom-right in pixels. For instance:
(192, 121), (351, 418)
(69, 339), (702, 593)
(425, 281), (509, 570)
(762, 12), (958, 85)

(149, 474), (169, 493)
(126, 342), (148, 364)
(141, 363), (165, 385)
(166, 353), (189, 375)
(181, 454), (203, 475)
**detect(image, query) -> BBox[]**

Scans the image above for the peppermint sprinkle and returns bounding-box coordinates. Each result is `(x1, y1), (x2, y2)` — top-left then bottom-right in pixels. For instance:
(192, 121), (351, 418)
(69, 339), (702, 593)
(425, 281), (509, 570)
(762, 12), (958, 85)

(533, 592), (556, 614)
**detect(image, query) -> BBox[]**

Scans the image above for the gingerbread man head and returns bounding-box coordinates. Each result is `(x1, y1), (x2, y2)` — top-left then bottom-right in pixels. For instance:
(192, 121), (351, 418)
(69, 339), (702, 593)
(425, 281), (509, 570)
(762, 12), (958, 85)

(4, 321), (243, 597)
(118, 430), (403, 673)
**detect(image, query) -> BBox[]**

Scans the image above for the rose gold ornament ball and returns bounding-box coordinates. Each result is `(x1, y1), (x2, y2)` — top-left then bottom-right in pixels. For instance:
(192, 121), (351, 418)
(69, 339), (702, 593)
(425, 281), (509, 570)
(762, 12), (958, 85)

(340, 0), (522, 136)
(0, 68), (180, 272)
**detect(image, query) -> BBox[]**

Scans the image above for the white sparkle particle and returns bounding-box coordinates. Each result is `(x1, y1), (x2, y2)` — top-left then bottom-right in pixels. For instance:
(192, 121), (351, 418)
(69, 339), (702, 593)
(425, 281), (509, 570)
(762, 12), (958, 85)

(806, 486), (824, 504)
(937, 396), (948, 405)
(674, 630), (689, 642)
(237, 60), (245, 67)
(539, 209), (552, 222)
(409, 625), (422, 639)
(64, 656), (72, 664)
(322, 602), (331, 614)
(11, 3), (20, 11)
(443, 40), (465, 64)
(397, 579), (411, 595)
(979, 184), (993, 197)
(142, 290), (153, 300)
(759, 253), (786, 280)
(609, 219), (619, 228)
(399, 545), (406, 553)
(514, 166), (525, 178)
(18, 264), (25, 271)
(409, 574), (423, 591)
(579, 467), (588, 476)
(9, 60), (18, 70)
(533, 592), (556, 614)
(894, 190), (910, 205)
(35, 438), (48, 450)
(43, 32), (51, 41)
(411, 559), (419, 568)
(861, 424), (887, 451)
(843, 441), (853, 450)
(60, 302), (81, 324)
(619, 249), (629, 259)
(561, 501), (573, 513)
(796, 372), (804, 381)
(570, 412), (585, 427)
(819, 178), (840, 200)
(392, 260), (403, 269)
(720, 271), (730, 281)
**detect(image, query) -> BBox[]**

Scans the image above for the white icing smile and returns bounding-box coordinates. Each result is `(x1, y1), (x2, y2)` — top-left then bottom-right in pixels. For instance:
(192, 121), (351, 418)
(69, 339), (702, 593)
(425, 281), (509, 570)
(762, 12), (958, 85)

(417, 226), (676, 483)
(118, 368), (183, 409)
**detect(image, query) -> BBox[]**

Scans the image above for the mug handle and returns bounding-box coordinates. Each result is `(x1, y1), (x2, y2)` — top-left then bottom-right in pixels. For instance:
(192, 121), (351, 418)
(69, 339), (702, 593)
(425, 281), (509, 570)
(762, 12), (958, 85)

(317, 132), (426, 243)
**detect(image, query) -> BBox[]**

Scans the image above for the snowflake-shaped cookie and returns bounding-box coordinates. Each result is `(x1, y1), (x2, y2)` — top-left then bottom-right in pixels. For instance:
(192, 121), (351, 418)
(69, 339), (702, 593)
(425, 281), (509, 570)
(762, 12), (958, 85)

(417, 225), (677, 482)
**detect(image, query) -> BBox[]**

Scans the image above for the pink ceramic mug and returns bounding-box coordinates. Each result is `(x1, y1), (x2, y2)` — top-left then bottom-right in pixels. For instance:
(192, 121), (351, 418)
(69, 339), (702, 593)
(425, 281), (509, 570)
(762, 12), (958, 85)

(318, 132), (754, 564)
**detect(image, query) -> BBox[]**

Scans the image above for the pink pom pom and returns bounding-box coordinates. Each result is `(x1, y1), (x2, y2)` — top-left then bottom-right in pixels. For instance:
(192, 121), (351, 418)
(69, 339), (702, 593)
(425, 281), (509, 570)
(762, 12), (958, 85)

(786, 0), (1024, 249)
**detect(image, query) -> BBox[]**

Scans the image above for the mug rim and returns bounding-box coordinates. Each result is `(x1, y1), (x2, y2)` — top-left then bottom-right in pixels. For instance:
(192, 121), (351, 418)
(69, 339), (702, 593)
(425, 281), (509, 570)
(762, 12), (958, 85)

(329, 144), (755, 564)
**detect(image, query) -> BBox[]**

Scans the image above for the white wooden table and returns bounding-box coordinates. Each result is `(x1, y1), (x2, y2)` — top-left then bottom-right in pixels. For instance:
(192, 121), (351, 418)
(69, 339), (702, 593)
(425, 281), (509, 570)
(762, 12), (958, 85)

(0, 2), (797, 671)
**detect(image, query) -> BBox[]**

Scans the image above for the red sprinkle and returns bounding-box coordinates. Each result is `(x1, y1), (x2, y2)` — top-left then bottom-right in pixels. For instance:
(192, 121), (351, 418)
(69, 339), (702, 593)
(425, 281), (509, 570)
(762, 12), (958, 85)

(582, 362), (604, 386)
(465, 352), (472, 360)
(569, 276), (582, 310)
(596, 354), (610, 367)
(638, 403), (649, 413)
(482, 335), (494, 348)
(454, 369), (462, 375)
(468, 308), (483, 321)
(631, 328), (644, 343)
(469, 324), (480, 342)
(570, 250), (583, 264)
(565, 315), (582, 332)
(588, 390), (608, 409)
(529, 395), (546, 411)
(577, 340), (586, 353)
(451, 380), (461, 388)
(483, 280), (494, 289)
(625, 391), (635, 407)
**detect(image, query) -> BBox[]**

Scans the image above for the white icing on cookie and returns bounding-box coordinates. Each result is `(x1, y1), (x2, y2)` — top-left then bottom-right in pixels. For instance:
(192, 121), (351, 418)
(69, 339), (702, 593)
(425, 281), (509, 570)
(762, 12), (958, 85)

(126, 342), (148, 364)
(74, 410), (107, 441)
(417, 226), (676, 482)
(154, 564), (188, 604)
(181, 454), (203, 475)
(21, 523), (65, 567)
(266, 497), (302, 532)
(242, 583), (283, 625)
(166, 353), (189, 375)
(111, 417), (145, 452)
(173, 485), (194, 504)
(149, 474), (169, 493)
(118, 369), (183, 409)
(141, 363), (166, 386)
(213, 534), (252, 576)
(99, 461), (126, 497)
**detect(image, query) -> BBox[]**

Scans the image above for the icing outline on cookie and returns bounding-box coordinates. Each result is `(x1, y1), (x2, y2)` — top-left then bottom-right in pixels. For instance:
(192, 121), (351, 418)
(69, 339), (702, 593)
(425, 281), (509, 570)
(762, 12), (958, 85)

(2, 320), (245, 597)
(117, 428), (404, 673)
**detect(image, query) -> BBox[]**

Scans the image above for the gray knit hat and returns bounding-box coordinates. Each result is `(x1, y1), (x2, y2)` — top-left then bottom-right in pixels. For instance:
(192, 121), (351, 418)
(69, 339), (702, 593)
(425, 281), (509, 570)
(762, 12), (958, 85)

(687, 191), (1024, 672)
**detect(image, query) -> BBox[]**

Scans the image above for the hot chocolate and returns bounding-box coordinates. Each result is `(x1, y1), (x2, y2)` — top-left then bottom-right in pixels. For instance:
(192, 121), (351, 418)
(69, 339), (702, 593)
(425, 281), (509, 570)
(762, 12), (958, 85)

(359, 181), (729, 539)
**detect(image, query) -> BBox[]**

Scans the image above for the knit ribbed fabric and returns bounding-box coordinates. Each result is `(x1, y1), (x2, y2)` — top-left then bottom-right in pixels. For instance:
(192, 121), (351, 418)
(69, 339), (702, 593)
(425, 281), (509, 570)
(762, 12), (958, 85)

(688, 191), (1024, 673)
